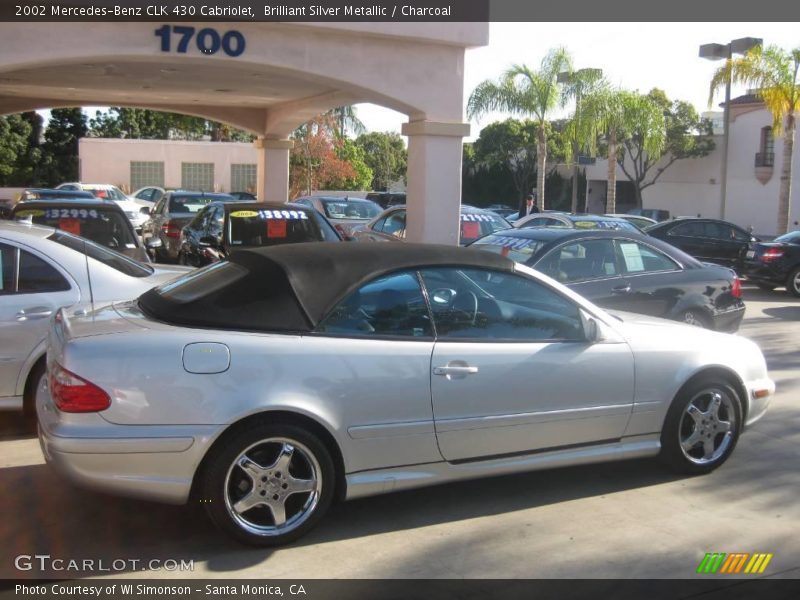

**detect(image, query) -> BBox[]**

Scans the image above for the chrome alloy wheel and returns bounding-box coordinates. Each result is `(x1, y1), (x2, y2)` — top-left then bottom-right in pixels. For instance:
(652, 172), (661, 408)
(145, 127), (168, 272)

(682, 310), (705, 327)
(224, 438), (322, 537)
(678, 388), (736, 465)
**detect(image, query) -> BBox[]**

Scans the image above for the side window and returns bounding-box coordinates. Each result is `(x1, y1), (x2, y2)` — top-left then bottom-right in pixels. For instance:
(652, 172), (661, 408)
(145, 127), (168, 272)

(0, 243), (15, 294)
(17, 250), (70, 293)
(209, 206), (224, 236)
(537, 239), (619, 283)
(154, 196), (167, 215)
(370, 217), (387, 233)
(136, 188), (155, 201)
(188, 208), (207, 232)
(670, 222), (703, 237)
(420, 268), (584, 341)
(317, 271), (432, 338)
(294, 198), (311, 207)
(731, 227), (750, 242)
(703, 222), (729, 240)
(617, 241), (678, 274)
(383, 211), (407, 238)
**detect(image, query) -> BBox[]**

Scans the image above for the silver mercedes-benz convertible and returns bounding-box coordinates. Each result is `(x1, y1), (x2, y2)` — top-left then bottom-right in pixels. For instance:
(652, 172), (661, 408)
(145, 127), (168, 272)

(37, 243), (774, 545)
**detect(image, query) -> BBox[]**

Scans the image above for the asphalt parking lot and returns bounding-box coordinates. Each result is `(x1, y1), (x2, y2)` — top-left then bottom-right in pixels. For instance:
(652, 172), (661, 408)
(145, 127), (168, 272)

(1, 284), (798, 581)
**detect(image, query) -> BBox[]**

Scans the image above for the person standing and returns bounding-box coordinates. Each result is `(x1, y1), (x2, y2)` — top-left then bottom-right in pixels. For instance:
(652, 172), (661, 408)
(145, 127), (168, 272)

(518, 194), (540, 219)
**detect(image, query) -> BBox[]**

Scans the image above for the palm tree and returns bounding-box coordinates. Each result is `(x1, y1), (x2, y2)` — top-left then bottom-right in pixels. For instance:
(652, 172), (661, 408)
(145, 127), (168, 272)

(710, 45), (800, 235)
(327, 105), (366, 139)
(467, 47), (573, 210)
(582, 87), (666, 213)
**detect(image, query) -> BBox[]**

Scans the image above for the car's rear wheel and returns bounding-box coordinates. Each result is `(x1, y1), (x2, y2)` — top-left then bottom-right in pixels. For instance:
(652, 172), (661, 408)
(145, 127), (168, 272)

(680, 308), (710, 329)
(660, 377), (742, 475)
(202, 422), (334, 546)
(786, 267), (800, 297)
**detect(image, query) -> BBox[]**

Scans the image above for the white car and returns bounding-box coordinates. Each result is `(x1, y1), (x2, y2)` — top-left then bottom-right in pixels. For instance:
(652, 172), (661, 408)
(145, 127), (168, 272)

(0, 221), (190, 414)
(56, 183), (150, 233)
(38, 243), (773, 546)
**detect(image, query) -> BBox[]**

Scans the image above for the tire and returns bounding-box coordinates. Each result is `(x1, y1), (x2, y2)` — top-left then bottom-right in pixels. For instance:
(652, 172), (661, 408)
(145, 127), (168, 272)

(22, 359), (46, 423)
(679, 308), (710, 329)
(786, 266), (800, 297)
(659, 377), (742, 475)
(756, 283), (776, 291)
(202, 422), (335, 546)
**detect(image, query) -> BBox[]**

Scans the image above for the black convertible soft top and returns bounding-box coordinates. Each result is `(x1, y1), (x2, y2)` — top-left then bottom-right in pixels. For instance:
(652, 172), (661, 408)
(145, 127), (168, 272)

(139, 242), (514, 332)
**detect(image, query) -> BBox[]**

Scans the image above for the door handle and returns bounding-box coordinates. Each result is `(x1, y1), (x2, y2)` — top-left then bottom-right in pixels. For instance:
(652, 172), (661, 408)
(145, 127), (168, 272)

(433, 365), (479, 376)
(611, 284), (632, 294)
(16, 307), (53, 321)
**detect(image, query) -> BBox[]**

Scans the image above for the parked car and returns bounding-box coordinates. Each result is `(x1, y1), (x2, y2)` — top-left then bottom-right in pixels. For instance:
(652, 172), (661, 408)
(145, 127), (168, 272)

(365, 191), (406, 209)
(130, 186), (167, 204)
(229, 191), (258, 201)
(486, 205), (519, 219)
(469, 228), (745, 331)
(293, 195), (383, 240)
(605, 213), (658, 230)
(743, 230), (800, 296)
(18, 188), (95, 202)
(645, 218), (759, 273)
(56, 183), (150, 233)
(178, 201), (341, 267)
(0, 220), (189, 414)
(141, 191), (236, 263)
(38, 242), (773, 546)
(515, 212), (640, 232)
(11, 198), (149, 262)
(353, 205), (511, 245)
(627, 207), (671, 222)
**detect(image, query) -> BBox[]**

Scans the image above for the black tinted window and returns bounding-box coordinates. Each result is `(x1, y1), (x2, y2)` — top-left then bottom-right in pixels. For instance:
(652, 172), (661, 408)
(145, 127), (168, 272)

(617, 241), (678, 273)
(420, 268), (583, 341)
(16, 206), (138, 251)
(317, 271), (432, 338)
(0, 243), (14, 294)
(227, 208), (330, 246)
(538, 239), (619, 283)
(17, 250), (70, 293)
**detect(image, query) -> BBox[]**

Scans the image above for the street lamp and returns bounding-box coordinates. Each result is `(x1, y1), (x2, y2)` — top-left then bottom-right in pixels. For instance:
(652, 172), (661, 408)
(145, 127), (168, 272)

(558, 68), (603, 213)
(699, 37), (762, 220)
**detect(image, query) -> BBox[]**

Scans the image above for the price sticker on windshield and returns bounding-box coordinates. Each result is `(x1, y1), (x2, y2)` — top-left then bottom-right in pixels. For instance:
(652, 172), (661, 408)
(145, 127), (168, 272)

(461, 222), (481, 238)
(267, 220), (287, 238)
(58, 218), (82, 235)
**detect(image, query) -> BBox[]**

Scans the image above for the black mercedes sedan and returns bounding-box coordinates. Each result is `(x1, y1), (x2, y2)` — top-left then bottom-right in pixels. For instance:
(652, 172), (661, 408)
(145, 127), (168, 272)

(178, 201), (341, 267)
(644, 218), (759, 273)
(470, 228), (745, 331)
(743, 230), (800, 296)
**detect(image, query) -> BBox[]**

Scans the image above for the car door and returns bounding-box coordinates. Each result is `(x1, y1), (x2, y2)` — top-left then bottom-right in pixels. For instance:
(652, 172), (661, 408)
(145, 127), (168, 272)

(665, 221), (713, 261)
(0, 242), (79, 398)
(421, 267), (634, 461)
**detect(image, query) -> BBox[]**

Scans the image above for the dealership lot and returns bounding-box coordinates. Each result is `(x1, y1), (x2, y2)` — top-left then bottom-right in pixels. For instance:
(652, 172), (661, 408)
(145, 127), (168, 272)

(0, 285), (797, 580)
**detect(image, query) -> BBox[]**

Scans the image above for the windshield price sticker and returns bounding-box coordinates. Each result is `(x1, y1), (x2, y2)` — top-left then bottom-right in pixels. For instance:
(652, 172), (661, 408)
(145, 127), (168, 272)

(43, 208), (100, 219)
(461, 214), (500, 223)
(489, 236), (538, 250)
(257, 210), (308, 220)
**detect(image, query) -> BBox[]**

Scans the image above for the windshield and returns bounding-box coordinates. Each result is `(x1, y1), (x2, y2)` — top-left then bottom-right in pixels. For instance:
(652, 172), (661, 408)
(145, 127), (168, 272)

(49, 231), (154, 278)
(460, 212), (511, 243)
(321, 199), (382, 220)
(774, 231), (800, 243)
(168, 195), (216, 214)
(470, 234), (545, 264)
(227, 208), (334, 246)
(16, 206), (139, 251)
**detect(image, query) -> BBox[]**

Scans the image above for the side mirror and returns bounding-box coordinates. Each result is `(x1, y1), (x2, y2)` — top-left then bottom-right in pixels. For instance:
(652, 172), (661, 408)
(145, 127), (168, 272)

(139, 206), (151, 215)
(580, 310), (603, 343)
(145, 237), (162, 249)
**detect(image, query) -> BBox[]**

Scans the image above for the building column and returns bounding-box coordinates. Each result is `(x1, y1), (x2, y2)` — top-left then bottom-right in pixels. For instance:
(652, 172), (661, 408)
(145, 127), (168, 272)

(401, 120), (470, 245)
(255, 136), (293, 203)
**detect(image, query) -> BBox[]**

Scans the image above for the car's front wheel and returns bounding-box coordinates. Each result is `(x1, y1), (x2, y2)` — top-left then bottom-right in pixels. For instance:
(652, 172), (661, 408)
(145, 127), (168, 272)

(202, 422), (335, 546)
(659, 377), (742, 475)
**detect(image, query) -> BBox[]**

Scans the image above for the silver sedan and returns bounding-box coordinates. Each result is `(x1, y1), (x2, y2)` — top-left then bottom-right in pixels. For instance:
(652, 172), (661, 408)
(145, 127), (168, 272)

(0, 221), (190, 414)
(37, 243), (773, 546)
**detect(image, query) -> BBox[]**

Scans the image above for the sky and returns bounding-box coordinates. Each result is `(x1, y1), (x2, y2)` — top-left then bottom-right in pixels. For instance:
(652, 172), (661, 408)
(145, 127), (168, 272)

(355, 22), (800, 142)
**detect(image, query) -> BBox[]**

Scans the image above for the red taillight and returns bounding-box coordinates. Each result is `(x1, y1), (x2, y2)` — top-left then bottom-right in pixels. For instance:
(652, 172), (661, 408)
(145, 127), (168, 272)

(731, 276), (742, 299)
(760, 248), (784, 262)
(161, 220), (182, 238)
(49, 363), (111, 413)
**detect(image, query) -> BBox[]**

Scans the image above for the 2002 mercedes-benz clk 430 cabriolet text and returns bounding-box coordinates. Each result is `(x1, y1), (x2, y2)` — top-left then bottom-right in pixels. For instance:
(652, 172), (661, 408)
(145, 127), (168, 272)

(37, 243), (774, 545)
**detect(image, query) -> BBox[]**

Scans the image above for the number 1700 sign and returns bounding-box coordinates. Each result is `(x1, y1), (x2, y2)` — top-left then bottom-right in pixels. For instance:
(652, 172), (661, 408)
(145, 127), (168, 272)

(155, 25), (246, 57)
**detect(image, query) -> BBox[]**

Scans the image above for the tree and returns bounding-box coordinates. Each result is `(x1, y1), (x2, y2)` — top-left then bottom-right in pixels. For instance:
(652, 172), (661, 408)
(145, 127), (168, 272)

(41, 108), (88, 185)
(327, 106), (366, 139)
(355, 131), (407, 191)
(710, 45), (800, 235)
(0, 114), (31, 185)
(89, 107), (252, 142)
(616, 89), (713, 208)
(467, 47), (573, 210)
(472, 119), (539, 206)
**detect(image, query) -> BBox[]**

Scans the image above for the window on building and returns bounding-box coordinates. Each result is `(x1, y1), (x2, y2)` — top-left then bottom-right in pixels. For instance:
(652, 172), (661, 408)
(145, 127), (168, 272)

(181, 162), (215, 191)
(230, 164), (257, 193)
(129, 161), (165, 191)
(759, 127), (774, 167)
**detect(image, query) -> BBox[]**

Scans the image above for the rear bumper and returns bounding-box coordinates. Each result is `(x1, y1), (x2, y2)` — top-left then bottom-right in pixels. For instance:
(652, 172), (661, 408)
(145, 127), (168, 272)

(711, 304), (745, 333)
(36, 380), (219, 505)
(743, 261), (789, 286)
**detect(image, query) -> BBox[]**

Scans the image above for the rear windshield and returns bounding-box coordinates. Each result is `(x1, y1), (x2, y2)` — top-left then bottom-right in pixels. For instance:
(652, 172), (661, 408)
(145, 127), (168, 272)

(321, 199), (382, 220)
(460, 213), (510, 243)
(570, 218), (639, 232)
(49, 230), (153, 278)
(168, 195), (216, 214)
(85, 186), (127, 201)
(16, 206), (138, 251)
(227, 208), (336, 246)
(470, 234), (545, 264)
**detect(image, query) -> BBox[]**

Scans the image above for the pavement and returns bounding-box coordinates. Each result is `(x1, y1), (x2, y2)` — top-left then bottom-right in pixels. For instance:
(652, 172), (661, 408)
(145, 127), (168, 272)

(0, 285), (798, 580)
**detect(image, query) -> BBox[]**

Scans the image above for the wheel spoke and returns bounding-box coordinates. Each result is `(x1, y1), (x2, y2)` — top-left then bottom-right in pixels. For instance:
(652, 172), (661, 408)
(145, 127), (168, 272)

(268, 443), (295, 474)
(237, 455), (267, 482)
(717, 420), (731, 433)
(686, 404), (703, 426)
(268, 499), (287, 527)
(233, 491), (264, 515)
(702, 438), (716, 459)
(708, 392), (722, 420)
(681, 430), (702, 452)
(286, 476), (316, 495)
